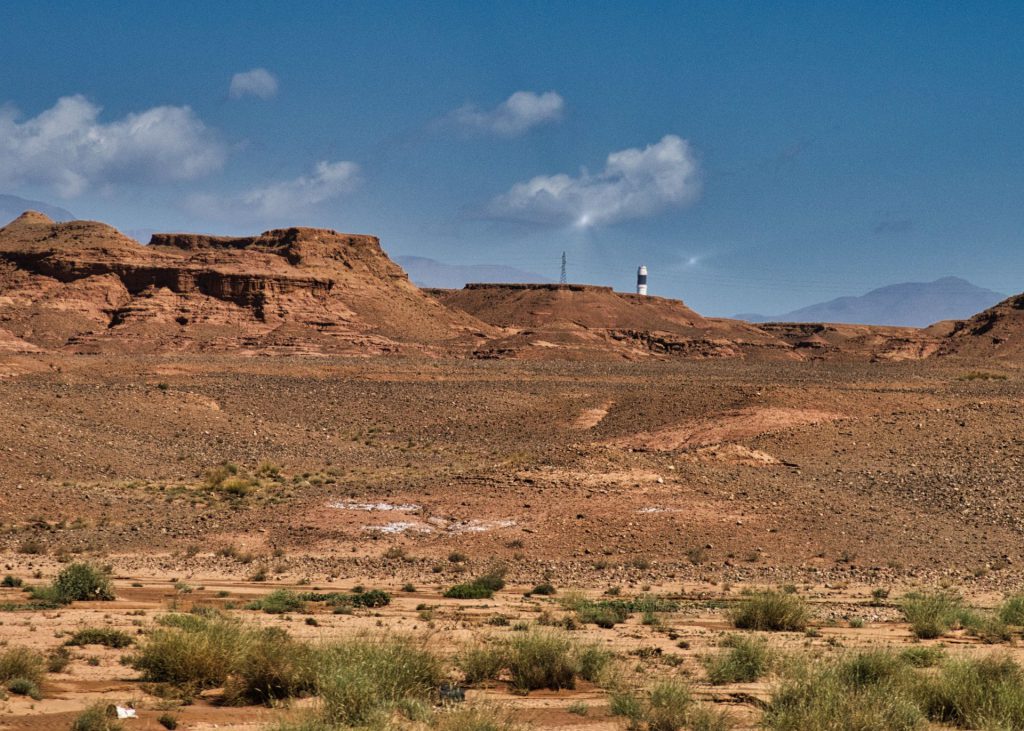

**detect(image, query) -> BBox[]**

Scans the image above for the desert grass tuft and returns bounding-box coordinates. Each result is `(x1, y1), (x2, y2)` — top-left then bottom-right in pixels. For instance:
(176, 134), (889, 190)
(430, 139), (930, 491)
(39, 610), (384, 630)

(900, 591), (968, 639)
(730, 591), (809, 632)
(315, 634), (443, 727)
(71, 703), (124, 731)
(0, 646), (44, 686)
(703, 634), (772, 684)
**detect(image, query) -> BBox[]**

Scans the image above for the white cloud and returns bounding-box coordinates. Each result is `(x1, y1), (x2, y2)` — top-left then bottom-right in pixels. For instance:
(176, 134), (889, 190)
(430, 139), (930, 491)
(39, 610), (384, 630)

(189, 160), (361, 220)
(485, 135), (701, 228)
(228, 68), (279, 100)
(0, 95), (226, 197)
(452, 90), (564, 136)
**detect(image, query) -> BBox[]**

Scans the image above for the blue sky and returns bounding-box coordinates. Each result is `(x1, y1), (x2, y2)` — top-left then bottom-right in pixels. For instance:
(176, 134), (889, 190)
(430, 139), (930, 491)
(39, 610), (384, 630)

(1, 1), (1022, 314)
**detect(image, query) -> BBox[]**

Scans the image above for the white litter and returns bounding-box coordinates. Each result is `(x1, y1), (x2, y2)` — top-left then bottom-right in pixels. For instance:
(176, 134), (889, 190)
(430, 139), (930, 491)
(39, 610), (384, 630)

(329, 501), (421, 513)
(364, 521), (433, 534)
(115, 706), (137, 719)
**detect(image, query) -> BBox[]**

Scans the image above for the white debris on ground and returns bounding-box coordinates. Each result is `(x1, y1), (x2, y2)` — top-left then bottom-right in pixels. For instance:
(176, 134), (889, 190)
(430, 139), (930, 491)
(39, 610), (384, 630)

(364, 521), (433, 534)
(328, 501), (421, 512)
(448, 519), (517, 534)
(329, 499), (516, 535)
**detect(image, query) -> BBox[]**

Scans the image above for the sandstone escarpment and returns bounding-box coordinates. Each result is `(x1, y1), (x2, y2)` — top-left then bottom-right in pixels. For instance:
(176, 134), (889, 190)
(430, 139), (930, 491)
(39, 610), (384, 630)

(0, 212), (488, 354)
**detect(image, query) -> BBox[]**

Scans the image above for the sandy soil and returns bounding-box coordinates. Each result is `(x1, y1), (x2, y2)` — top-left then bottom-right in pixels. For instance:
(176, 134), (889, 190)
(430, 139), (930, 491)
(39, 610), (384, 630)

(0, 352), (1023, 728)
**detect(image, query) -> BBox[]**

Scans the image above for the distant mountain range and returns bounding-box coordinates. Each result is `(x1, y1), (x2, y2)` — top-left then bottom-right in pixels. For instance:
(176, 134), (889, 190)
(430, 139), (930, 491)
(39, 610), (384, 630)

(395, 255), (552, 289)
(736, 277), (1006, 328)
(0, 194), (74, 225)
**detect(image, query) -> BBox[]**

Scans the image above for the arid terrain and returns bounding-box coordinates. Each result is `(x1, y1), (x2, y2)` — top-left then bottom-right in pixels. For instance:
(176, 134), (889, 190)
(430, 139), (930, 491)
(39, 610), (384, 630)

(2, 214), (1024, 730)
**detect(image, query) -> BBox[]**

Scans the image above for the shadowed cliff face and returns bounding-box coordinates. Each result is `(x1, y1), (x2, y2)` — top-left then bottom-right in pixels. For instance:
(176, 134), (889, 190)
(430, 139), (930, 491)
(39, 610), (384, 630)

(939, 293), (1024, 358)
(0, 212), (487, 354)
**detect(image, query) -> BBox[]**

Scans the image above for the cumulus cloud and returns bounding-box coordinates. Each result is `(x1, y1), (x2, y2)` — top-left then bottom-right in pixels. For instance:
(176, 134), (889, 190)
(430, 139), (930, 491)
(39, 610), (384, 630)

(451, 90), (564, 136)
(485, 134), (700, 227)
(228, 68), (279, 100)
(0, 95), (226, 197)
(189, 160), (361, 220)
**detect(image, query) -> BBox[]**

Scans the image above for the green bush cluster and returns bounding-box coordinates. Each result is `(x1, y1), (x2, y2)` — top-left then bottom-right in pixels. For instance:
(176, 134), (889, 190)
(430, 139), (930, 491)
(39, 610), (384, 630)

(133, 613), (318, 704)
(29, 563), (114, 605)
(702, 634), (772, 684)
(0, 646), (45, 701)
(298, 589), (391, 609)
(65, 627), (134, 648)
(457, 629), (613, 693)
(729, 591), (809, 632)
(560, 593), (679, 629)
(444, 571), (506, 600)
(764, 648), (1024, 730)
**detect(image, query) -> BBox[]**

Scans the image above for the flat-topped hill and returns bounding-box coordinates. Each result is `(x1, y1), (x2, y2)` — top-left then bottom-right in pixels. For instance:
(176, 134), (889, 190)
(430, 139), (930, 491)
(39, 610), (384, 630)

(0, 212), (487, 354)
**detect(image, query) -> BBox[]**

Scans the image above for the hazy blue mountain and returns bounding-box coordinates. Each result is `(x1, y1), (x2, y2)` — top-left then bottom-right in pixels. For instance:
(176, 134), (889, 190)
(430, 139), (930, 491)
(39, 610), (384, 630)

(736, 277), (1006, 327)
(0, 194), (74, 225)
(396, 255), (552, 289)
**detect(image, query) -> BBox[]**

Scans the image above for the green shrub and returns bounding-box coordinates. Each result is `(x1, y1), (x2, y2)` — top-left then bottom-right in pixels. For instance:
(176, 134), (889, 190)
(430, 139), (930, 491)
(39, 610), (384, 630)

(646, 678), (694, 731)
(901, 591), (965, 639)
(47, 646), (71, 673)
(576, 601), (630, 628)
(157, 714), (178, 730)
(224, 628), (316, 705)
(730, 591), (809, 632)
(71, 703), (124, 731)
(316, 635), (443, 727)
(132, 615), (244, 688)
(530, 582), (556, 596)
(298, 589), (391, 608)
(899, 646), (945, 668)
(445, 582), (496, 600)
(6, 676), (41, 699)
(703, 634), (772, 684)
(31, 563), (114, 605)
(609, 688), (645, 722)
(504, 630), (577, 693)
(445, 571), (505, 600)
(458, 643), (507, 685)
(763, 650), (923, 731)
(248, 589), (304, 614)
(0, 646), (44, 685)
(918, 654), (1024, 728)
(1, 575), (22, 588)
(999, 594), (1024, 625)
(575, 642), (614, 683)
(349, 589), (391, 608)
(610, 678), (730, 731)
(963, 613), (1012, 644)
(65, 627), (134, 648)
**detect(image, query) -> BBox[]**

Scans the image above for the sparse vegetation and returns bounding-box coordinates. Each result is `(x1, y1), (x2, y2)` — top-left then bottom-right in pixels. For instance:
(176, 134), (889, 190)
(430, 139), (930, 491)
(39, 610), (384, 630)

(65, 627), (134, 648)
(611, 677), (734, 731)
(0, 646), (44, 688)
(901, 590), (967, 639)
(703, 634), (772, 684)
(444, 570), (506, 600)
(730, 591), (809, 632)
(71, 704), (124, 731)
(315, 635), (443, 726)
(458, 629), (612, 694)
(247, 589), (305, 614)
